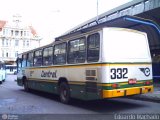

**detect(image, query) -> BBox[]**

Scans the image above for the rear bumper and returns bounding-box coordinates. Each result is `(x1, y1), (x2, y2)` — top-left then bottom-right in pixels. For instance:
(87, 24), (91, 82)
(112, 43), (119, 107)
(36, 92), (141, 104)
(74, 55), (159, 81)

(102, 85), (153, 98)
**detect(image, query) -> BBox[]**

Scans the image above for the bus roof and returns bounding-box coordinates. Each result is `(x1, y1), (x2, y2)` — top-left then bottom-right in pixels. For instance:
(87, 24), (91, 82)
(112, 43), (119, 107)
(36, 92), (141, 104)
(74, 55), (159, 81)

(18, 15), (160, 57)
(55, 15), (160, 51)
(18, 42), (53, 56)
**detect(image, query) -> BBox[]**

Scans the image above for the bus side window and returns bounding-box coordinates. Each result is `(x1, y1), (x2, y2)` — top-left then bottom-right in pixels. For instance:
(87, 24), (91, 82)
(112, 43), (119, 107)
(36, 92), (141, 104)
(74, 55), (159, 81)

(22, 54), (27, 67)
(87, 33), (100, 62)
(68, 37), (86, 64)
(27, 52), (33, 67)
(16, 58), (22, 73)
(43, 47), (53, 66)
(34, 49), (42, 66)
(54, 43), (66, 65)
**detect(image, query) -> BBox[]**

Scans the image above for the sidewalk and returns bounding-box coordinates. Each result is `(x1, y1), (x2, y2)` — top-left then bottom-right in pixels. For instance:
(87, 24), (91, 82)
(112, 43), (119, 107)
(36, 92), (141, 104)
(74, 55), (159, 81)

(130, 83), (160, 103)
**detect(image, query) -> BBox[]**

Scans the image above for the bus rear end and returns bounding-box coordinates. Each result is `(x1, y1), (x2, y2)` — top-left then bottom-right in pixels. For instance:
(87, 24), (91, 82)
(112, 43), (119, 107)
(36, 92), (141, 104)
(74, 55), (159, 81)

(101, 28), (153, 98)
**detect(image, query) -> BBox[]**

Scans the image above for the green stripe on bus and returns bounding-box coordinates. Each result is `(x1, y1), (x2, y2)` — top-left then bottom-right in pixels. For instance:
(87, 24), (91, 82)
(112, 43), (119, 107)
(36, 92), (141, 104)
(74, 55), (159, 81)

(25, 62), (151, 69)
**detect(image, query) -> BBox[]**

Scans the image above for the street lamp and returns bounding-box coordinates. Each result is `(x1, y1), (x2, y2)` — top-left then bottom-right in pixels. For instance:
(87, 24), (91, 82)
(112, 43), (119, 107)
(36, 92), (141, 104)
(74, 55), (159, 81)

(96, 0), (99, 23)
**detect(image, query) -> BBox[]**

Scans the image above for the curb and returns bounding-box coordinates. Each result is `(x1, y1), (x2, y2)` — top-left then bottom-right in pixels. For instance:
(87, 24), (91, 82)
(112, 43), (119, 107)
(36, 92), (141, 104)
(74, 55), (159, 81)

(129, 94), (160, 103)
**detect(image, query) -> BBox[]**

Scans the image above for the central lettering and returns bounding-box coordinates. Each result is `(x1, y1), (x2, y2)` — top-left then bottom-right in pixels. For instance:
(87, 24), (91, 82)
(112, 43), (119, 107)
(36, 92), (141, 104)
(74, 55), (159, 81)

(41, 70), (57, 78)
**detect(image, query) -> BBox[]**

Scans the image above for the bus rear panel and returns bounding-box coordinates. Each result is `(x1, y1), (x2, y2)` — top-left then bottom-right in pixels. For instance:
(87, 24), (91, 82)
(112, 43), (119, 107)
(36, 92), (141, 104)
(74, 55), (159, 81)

(101, 28), (153, 98)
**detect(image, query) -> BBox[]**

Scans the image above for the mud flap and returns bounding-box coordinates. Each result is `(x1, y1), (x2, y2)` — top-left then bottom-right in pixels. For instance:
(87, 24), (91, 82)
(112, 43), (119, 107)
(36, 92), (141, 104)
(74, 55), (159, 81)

(85, 82), (101, 100)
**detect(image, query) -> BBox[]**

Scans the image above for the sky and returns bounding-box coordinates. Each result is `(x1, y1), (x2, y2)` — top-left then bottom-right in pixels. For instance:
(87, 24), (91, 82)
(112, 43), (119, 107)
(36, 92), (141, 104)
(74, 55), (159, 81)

(0, 0), (132, 45)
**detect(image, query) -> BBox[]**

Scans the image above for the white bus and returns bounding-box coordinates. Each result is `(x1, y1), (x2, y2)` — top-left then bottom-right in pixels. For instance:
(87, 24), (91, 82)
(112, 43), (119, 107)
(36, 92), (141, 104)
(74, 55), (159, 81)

(0, 63), (6, 84)
(5, 65), (17, 75)
(16, 27), (153, 103)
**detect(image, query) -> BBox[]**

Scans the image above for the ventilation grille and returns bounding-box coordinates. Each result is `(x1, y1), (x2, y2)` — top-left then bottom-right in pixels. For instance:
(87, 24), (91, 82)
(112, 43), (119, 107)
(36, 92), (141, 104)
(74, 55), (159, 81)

(86, 69), (97, 81)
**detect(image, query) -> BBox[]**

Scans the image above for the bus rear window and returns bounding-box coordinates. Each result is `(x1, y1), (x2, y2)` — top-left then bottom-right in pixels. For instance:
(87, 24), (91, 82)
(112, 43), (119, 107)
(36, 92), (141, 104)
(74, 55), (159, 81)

(103, 28), (151, 62)
(87, 33), (100, 62)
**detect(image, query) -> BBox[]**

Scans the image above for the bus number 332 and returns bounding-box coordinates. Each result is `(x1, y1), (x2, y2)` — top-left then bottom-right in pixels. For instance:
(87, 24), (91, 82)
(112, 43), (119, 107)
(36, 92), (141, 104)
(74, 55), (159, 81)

(110, 68), (128, 79)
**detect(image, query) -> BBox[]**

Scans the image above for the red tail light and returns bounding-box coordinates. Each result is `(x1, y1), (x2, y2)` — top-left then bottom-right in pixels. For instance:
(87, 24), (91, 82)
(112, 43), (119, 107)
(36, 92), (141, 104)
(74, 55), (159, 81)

(112, 83), (118, 89)
(145, 81), (151, 85)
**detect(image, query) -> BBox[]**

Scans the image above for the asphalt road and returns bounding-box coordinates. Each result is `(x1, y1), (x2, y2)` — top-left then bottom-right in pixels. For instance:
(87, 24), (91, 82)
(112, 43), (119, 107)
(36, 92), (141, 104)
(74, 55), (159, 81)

(0, 75), (160, 120)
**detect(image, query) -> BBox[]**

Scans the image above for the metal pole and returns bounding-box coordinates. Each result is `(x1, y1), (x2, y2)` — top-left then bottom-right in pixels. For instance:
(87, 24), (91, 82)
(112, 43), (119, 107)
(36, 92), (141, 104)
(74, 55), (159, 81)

(96, 0), (99, 23)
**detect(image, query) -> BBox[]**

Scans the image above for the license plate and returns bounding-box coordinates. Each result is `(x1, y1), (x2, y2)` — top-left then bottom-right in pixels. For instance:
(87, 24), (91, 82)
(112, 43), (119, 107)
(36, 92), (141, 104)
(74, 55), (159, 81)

(128, 79), (137, 84)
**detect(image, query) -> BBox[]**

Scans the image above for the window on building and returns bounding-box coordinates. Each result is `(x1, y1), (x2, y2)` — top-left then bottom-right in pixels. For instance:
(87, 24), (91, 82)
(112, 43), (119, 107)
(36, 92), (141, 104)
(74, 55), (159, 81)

(27, 31), (29, 36)
(27, 52), (33, 67)
(2, 50), (4, 57)
(15, 51), (18, 57)
(26, 40), (29, 46)
(34, 49), (42, 66)
(68, 37), (86, 64)
(3, 29), (5, 35)
(87, 33), (100, 62)
(3, 29), (8, 36)
(6, 39), (8, 46)
(6, 52), (9, 57)
(15, 40), (19, 46)
(24, 31), (26, 36)
(23, 40), (25, 46)
(6, 29), (8, 35)
(54, 43), (66, 65)
(2, 39), (5, 46)
(43, 47), (53, 66)
(15, 31), (19, 36)
(21, 31), (23, 36)
(11, 30), (13, 36)
(8, 29), (11, 36)
(10, 40), (11, 46)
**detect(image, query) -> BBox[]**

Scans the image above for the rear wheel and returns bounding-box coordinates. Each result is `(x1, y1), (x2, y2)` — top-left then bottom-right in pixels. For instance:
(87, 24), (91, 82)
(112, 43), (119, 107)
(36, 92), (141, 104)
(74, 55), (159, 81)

(59, 82), (70, 104)
(24, 79), (29, 91)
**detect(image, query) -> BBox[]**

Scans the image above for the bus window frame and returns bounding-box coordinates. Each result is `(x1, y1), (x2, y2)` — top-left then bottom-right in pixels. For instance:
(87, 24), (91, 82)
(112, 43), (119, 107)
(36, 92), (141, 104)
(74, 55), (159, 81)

(27, 52), (34, 67)
(87, 33), (100, 63)
(42, 46), (53, 66)
(33, 49), (43, 66)
(68, 37), (86, 64)
(16, 58), (22, 73)
(53, 42), (67, 65)
(22, 54), (27, 67)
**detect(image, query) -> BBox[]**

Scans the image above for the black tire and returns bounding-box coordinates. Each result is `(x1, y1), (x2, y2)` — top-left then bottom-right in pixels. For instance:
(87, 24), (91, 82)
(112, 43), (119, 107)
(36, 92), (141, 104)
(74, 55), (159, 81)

(14, 71), (17, 75)
(0, 81), (2, 84)
(24, 79), (29, 91)
(59, 82), (70, 104)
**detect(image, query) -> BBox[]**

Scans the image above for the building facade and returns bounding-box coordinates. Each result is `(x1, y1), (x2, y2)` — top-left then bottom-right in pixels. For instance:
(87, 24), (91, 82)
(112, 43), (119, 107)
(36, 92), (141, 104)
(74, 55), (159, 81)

(0, 16), (41, 64)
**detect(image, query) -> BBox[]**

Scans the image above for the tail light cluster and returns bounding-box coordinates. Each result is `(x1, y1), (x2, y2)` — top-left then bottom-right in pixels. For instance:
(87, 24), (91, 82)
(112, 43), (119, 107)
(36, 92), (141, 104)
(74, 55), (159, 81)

(144, 81), (151, 85)
(111, 80), (152, 89)
(112, 83), (119, 89)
